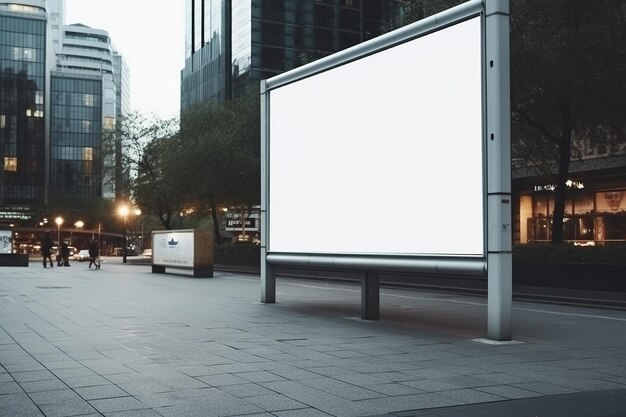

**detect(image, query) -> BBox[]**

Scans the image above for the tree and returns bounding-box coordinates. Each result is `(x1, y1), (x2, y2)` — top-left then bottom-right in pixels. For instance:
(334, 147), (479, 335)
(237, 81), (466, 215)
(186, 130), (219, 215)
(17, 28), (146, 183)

(510, 0), (626, 242)
(177, 87), (261, 242)
(383, 0), (626, 244)
(115, 112), (183, 229)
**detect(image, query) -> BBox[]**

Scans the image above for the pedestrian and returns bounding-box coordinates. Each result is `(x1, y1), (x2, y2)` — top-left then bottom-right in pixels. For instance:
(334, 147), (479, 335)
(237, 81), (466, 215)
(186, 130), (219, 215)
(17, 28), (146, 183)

(41, 231), (54, 268)
(88, 239), (101, 270)
(60, 241), (71, 267)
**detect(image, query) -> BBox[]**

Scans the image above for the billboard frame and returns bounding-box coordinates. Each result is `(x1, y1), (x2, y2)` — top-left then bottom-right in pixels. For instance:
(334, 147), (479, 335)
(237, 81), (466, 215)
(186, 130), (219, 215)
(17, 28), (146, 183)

(260, 0), (511, 340)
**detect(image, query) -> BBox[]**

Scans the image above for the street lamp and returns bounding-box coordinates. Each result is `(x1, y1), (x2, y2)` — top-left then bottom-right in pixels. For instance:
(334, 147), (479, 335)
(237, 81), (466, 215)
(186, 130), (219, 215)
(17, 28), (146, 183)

(118, 205), (129, 263)
(73, 221), (84, 246)
(55, 217), (63, 245)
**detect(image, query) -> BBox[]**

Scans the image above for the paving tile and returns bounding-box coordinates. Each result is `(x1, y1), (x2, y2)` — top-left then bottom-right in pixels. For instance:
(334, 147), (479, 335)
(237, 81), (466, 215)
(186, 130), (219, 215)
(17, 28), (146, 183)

(76, 383), (129, 400)
(0, 392), (44, 417)
(272, 408), (335, 417)
(196, 373), (250, 387)
(366, 383), (423, 396)
(39, 400), (98, 417)
(89, 396), (145, 413)
(402, 379), (463, 392)
(299, 377), (385, 401)
(0, 372), (15, 382)
(12, 369), (56, 382)
(476, 385), (543, 399)
(105, 410), (163, 417)
(152, 390), (264, 416)
(0, 380), (24, 394)
(4, 362), (46, 372)
(235, 370), (287, 383)
(51, 366), (97, 379)
(245, 393), (308, 412)
(436, 388), (506, 405)
(19, 378), (68, 393)
(218, 382), (276, 398)
(62, 374), (111, 388)
(29, 388), (84, 406)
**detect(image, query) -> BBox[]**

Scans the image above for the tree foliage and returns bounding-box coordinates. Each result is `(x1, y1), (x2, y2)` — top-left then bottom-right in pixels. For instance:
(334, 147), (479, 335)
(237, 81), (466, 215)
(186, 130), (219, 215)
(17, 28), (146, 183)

(384, 0), (626, 244)
(510, 0), (626, 242)
(116, 112), (182, 229)
(176, 87), (261, 241)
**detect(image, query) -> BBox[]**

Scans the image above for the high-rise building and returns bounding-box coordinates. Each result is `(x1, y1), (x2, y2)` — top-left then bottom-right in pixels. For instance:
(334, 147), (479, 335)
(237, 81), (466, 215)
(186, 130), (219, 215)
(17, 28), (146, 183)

(54, 23), (127, 200)
(0, 1), (48, 222)
(0, 0), (129, 224)
(181, 0), (392, 111)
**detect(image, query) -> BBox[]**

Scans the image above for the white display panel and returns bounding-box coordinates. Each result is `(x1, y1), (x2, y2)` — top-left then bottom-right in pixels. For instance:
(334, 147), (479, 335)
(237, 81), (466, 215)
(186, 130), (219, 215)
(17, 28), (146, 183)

(268, 16), (483, 256)
(152, 231), (195, 267)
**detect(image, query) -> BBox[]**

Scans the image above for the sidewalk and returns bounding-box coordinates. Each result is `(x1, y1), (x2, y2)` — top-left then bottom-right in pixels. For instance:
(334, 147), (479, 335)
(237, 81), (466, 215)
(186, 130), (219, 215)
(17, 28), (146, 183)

(1, 261), (626, 416)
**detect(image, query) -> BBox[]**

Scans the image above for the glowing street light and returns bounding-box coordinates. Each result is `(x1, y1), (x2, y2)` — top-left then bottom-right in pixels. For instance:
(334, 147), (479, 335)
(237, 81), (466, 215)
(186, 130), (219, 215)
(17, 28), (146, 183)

(55, 217), (63, 245)
(72, 220), (84, 246)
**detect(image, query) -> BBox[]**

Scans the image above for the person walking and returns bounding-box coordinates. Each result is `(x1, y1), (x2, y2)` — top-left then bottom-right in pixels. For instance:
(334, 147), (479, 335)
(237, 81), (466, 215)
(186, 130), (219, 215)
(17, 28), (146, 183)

(59, 241), (71, 266)
(88, 239), (100, 270)
(41, 231), (54, 268)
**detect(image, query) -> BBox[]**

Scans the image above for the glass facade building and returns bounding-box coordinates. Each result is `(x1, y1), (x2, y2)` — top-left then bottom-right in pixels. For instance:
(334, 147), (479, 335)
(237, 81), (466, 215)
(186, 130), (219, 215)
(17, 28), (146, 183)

(0, 1), (128, 224)
(49, 73), (102, 197)
(0, 3), (47, 220)
(181, 0), (391, 111)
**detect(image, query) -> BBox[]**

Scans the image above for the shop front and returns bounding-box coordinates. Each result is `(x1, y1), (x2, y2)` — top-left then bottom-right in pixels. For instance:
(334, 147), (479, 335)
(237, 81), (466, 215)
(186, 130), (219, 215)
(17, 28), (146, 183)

(514, 156), (626, 245)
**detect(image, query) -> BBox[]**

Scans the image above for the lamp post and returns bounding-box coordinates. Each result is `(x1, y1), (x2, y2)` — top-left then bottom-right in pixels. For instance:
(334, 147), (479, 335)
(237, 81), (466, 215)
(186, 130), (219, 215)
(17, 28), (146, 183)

(54, 217), (63, 246)
(73, 221), (84, 247)
(134, 209), (142, 249)
(118, 205), (129, 263)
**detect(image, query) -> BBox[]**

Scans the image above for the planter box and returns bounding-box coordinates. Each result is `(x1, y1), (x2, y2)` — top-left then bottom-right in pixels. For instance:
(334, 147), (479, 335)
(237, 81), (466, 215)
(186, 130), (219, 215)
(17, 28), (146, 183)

(214, 252), (260, 268)
(513, 262), (626, 292)
(0, 254), (29, 267)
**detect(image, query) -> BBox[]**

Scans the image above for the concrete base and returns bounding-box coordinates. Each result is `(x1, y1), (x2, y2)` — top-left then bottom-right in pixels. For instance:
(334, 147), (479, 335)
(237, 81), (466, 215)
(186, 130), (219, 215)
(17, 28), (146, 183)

(0, 254), (29, 267)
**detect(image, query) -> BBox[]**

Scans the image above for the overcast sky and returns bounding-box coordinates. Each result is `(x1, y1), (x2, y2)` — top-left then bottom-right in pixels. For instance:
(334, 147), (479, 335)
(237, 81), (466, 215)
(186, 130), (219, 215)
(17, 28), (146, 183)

(65, 0), (185, 120)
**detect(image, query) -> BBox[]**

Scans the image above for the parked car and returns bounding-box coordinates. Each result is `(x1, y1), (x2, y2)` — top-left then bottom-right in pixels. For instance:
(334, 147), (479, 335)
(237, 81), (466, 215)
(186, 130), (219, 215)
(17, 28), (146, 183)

(73, 249), (90, 262)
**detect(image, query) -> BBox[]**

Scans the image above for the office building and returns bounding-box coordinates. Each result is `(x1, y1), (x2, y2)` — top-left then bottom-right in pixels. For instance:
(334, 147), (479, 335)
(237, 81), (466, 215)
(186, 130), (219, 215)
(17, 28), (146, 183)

(181, 0), (392, 111)
(0, 1), (47, 221)
(0, 0), (129, 224)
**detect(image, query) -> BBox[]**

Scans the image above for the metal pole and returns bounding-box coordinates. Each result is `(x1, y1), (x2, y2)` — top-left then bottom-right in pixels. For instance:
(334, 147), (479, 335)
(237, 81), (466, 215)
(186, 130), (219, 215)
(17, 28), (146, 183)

(260, 80), (276, 303)
(485, 0), (512, 341)
(122, 217), (127, 263)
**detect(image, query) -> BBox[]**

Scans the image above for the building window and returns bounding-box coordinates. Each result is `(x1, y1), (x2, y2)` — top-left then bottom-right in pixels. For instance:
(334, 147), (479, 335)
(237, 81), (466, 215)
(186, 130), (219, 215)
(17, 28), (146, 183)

(35, 91), (44, 104)
(84, 94), (95, 107)
(4, 157), (17, 172)
(0, 115), (5, 128)
(83, 147), (94, 161)
(12, 47), (36, 61)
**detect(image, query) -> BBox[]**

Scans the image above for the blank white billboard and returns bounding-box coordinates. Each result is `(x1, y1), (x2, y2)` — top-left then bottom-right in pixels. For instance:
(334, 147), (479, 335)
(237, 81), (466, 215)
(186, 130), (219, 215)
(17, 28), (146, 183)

(268, 16), (483, 256)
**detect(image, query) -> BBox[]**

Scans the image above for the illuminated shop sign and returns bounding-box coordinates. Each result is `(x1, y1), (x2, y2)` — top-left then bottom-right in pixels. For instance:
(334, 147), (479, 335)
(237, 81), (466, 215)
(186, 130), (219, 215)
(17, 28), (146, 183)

(534, 180), (584, 192)
(226, 218), (255, 228)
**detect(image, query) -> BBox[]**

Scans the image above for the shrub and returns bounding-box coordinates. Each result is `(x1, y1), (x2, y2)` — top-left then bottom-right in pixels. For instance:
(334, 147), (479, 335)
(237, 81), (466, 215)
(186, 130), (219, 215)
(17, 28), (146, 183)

(513, 243), (626, 264)
(215, 243), (261, 255)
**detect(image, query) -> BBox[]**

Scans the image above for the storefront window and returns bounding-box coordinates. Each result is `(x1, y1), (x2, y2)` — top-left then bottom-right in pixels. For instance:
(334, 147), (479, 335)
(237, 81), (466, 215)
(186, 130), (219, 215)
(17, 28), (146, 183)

(574, 193), (594, 214)
(597, 190), (625, 213)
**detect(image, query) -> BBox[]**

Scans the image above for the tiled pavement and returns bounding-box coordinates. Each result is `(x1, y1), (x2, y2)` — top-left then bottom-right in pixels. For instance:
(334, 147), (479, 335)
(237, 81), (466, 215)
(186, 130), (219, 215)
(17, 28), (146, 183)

(1, 258), (626, 416)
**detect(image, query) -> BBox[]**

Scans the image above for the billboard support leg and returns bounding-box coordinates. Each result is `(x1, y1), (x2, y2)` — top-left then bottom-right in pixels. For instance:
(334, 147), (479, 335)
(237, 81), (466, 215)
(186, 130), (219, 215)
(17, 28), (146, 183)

(361, 271), (379, 320)
(486, 0), (512, 341)
(261, 247), (275, 303)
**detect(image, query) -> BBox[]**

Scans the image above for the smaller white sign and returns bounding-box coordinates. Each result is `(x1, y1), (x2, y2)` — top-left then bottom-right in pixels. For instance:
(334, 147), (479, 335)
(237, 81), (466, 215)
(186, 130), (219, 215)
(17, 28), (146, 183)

(152, 231), (194, 267)
(0, 230), (12, 254)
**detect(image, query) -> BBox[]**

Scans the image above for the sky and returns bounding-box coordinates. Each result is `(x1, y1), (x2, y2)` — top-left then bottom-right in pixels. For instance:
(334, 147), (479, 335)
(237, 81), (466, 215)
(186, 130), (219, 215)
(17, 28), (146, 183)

(65, 0), (185, 120)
